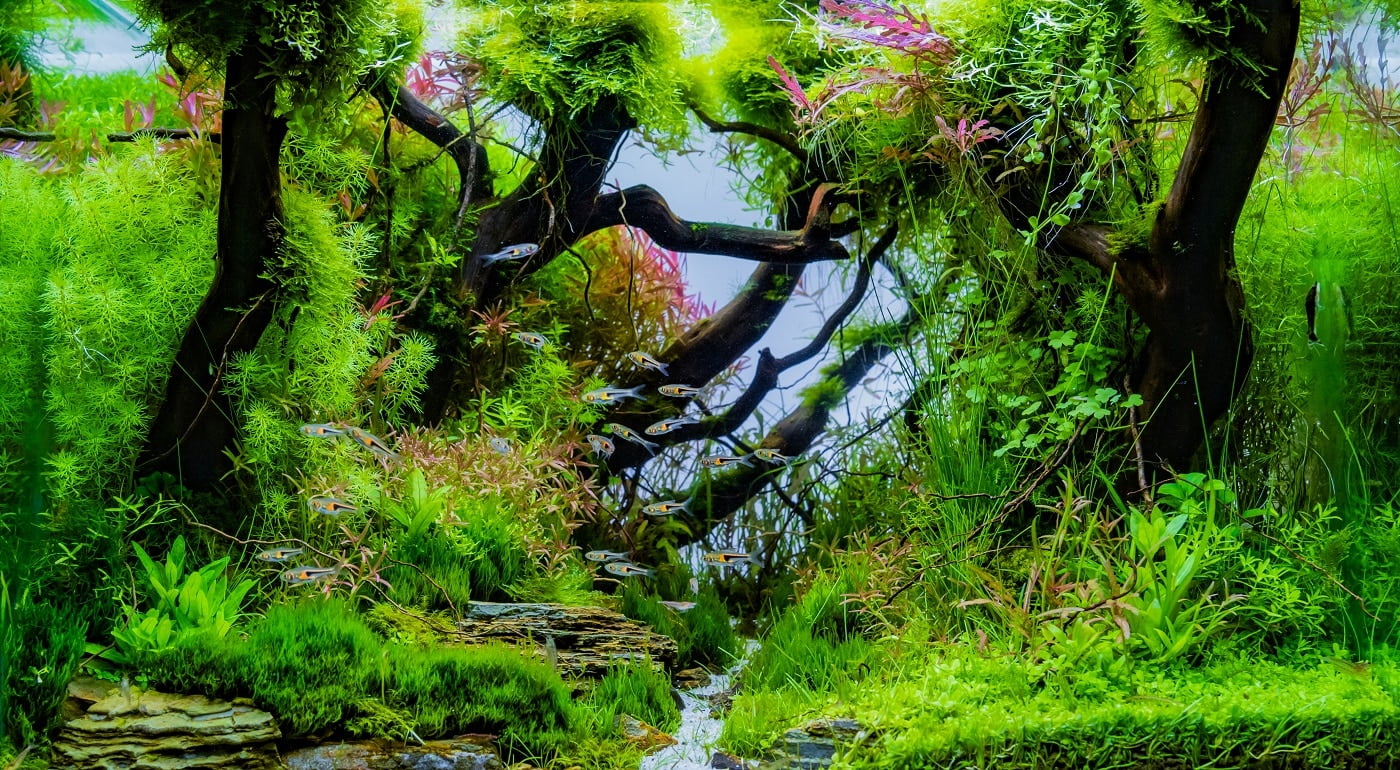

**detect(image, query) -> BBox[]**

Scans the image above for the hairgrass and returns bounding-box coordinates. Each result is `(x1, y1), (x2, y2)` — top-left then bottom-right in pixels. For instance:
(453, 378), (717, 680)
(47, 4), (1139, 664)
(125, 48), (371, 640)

(581, 662), (681, 737)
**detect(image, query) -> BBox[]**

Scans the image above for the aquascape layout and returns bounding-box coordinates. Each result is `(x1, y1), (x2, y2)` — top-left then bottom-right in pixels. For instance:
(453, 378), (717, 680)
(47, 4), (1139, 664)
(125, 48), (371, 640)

(3, 1), (1400, 769)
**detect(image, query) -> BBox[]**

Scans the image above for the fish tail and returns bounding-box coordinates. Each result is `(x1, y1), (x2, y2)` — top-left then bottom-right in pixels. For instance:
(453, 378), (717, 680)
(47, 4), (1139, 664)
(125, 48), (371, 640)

(656, 362), (670, 377)
(627, 385), (646, 399)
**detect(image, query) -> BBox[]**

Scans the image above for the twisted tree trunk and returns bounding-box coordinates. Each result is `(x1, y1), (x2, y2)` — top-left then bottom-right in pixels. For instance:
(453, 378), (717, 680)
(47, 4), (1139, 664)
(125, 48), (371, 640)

(138, 45), (286, 489)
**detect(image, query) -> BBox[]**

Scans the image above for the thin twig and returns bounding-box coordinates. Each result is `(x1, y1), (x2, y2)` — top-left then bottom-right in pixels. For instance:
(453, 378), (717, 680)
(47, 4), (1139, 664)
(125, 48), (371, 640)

(690, 104), (808, 163)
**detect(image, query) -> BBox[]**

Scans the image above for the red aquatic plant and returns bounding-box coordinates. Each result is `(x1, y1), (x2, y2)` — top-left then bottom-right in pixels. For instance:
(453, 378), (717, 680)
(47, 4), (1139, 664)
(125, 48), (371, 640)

(818, 0), (955, 63)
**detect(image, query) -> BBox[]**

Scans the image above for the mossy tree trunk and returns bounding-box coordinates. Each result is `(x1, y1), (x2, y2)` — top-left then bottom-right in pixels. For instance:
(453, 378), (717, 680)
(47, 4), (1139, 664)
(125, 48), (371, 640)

(138, 44), (286, 490)
(1038, 0), (1299, 490)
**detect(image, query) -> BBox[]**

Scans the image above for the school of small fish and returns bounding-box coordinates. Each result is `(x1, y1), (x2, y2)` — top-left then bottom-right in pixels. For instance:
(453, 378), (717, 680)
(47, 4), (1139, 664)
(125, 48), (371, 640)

(289, 348), (799, 591)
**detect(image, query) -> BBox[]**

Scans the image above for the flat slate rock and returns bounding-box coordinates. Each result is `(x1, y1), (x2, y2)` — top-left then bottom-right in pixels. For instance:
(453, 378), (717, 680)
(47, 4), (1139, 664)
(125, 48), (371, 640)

(456, 602), (678, 677)
(282, 738), (503, 770)
(54, 684), (281, 770)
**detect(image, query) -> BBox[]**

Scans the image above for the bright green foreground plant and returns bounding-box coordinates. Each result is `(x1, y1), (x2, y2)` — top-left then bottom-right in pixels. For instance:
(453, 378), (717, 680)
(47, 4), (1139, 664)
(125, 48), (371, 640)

(106, 535), (255, 666)
(139, 598), (577, 760)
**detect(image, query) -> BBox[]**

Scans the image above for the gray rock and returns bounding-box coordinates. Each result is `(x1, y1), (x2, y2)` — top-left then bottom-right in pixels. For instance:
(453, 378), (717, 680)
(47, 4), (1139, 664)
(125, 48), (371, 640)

(710, 750), (749, 769)
(760, 718), (868, 770)
(53, 684), (281, 769)
(282, 738), (504, 770)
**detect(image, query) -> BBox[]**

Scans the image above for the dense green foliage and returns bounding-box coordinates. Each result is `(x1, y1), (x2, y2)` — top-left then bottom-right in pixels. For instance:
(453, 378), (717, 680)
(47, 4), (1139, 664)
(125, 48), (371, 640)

(140, 598), (577, 758)
(3, 0), (1400, 767)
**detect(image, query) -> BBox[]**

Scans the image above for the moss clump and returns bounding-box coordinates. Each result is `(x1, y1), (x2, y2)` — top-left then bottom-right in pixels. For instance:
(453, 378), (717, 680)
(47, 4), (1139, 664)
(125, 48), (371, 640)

(388, 644), (576, 756)
(140, 598), (576, 761)
(466, 1), (689, 136)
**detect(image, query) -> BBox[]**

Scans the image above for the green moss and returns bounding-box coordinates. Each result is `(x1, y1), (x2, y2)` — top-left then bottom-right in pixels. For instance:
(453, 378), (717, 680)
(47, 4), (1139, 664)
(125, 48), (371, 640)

(387, 644), (576, 757)
(800, 376), (848, 411)
(466, 1), (690, 136)
(139, 599), (576, 760)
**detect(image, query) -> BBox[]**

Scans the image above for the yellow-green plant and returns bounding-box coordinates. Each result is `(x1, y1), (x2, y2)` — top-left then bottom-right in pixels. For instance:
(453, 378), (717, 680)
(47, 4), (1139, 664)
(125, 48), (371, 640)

(106, 536), (254, 665)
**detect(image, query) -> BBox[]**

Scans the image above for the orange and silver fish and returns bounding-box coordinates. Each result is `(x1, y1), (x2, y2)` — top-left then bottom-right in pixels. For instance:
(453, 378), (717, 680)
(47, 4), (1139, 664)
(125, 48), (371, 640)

(257, 547), (304, 562)
(658, 384), (702, 398)
(514, 331), (548, 349)
(603, 562), (653, 577)
(754, 448), (791, 464)
(584, 550), (629, 563)
(281, 564), (343, 585)
(347, 426), (398, 460)
(586, 434), (616, 458)
(309, 496), (356, 516)
(582, 385), (646, 404)
(702, 551), (755, 567)
(480, 242), (539, 265)
(644, 415), (700, 435)
(701, 453), (753, 468)
(642, 500), (689, 516)
(606, 423), (658, 453)
(300, 423), (346, 438)
(626, 351), (670, 377)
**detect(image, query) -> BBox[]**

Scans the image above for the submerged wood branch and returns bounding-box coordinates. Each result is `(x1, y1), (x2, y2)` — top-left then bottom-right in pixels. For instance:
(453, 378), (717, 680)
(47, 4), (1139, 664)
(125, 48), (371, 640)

(690, 104), (809, 164)
(585, 183), (849, 264)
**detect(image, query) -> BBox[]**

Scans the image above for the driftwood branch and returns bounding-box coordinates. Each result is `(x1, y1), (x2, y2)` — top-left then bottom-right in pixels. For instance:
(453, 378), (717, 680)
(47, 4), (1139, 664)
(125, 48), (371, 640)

(655, 309), (917, 549)
(368, 81), (491, 223)
(585, 183), (849, 264)
(691, 104), (808, 163)
(0, 127), (220, 143)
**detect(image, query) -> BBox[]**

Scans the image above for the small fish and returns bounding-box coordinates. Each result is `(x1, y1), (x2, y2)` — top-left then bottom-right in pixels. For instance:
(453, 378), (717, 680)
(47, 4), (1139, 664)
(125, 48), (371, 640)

(490, 437), (512, 455)
(584, 550), (629, 562)
(309, 496), (356, 516)
(347, 426), (398, 459)
(281, 565), (343, 585)
(644, 414), (701, 435)
(604, 562), (653, 577)
(256, 547), (305, 563)
(514, 331), (548, 349)
(626, 351), (670, 377)
(689, 577), (700, 595)
(658, 384), (702, 398)
(643, 500), (689, 516)
(300, 423), (346, 438)
(582, 385), (646, 404)
(701, 453), (753, 468)
(702, 551), (755, 567)
(586, 434), (616, 458)
(606, 423), (659, 453)
(480, 242), (540, 265)
(544, 635), (558, 671)
(659, 600), (696, 612)
(754, 448), (791, 464)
